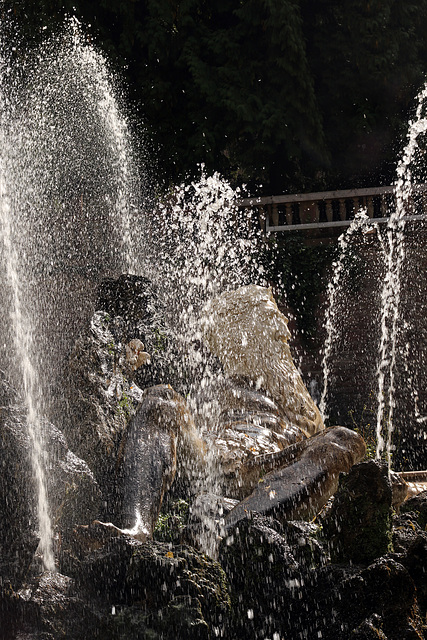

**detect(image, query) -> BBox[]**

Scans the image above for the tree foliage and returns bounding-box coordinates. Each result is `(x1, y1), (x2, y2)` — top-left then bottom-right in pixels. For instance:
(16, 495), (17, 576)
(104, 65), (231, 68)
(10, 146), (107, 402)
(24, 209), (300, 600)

(3, 0), (427, 192)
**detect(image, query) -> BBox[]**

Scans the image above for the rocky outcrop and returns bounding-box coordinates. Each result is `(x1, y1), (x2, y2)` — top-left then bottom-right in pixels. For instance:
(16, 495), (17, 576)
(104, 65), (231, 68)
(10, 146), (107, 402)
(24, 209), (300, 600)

(219, 470), (427, 640)
(322, 459), (393, 563)
(400, 489), (427, 529)
(0, 371), (100, 587)
(0, 523), (230, 640)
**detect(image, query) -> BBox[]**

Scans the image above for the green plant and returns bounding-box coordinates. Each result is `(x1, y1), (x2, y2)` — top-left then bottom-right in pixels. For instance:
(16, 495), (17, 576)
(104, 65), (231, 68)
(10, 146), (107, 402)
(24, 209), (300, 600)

(154, 499), (189, 543)
(153, 327), (168, 353)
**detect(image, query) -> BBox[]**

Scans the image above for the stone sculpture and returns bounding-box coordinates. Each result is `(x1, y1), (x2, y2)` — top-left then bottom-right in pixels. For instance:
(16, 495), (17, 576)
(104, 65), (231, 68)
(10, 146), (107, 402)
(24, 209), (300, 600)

(62, 279), (365, 541)
(200, 284), (327, 494)
(202, 284), (324, 438)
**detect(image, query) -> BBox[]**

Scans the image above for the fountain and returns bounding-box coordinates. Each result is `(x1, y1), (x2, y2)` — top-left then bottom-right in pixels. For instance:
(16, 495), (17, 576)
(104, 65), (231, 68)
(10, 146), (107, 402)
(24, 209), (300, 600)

(0, 18), (142, 570)
(319, 84), (427, 474)
(1, 16), (427, 640)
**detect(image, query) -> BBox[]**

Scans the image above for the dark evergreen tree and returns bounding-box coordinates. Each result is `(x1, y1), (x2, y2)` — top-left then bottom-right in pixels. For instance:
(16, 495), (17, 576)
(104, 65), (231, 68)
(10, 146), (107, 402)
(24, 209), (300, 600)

(300, 0), (427, 188)
(3, 0), (427, 192)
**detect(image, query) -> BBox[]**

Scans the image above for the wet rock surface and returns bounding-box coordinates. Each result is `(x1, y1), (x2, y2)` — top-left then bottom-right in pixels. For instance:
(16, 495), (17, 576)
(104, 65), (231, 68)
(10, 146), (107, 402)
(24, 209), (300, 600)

(0, 372), (100, 587)
(2, 280), (427, 639)
(1, 525), (230, 640)
(322, 459), (393, 563)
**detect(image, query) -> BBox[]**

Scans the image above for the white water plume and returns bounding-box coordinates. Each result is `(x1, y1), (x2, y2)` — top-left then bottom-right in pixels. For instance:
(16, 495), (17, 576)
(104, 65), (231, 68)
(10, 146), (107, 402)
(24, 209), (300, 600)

(319, 209), (373, 421)
(151, 171), (264, 402)
(0, 62), (55, 570)
(148, 171), (265, 554)
(376, 83), (427, 463)
(0, 19), (144, 569)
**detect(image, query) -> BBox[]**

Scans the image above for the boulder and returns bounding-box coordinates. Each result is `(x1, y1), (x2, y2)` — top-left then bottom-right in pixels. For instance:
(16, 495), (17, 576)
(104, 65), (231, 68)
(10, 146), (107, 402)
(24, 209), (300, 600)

(343, 558), (425, 640)
(59, 522), (230, 638)
(401, 532), (427, 615)
(218, 513), (304, 639)
(400, 490), (427, 529)
(0, 371), (100, 587)
(322, 459), (393, 564)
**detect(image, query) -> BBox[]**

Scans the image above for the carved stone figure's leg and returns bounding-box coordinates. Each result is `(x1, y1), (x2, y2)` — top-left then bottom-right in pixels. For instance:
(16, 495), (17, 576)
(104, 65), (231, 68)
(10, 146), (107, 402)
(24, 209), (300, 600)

(118, 385), (204, 539)
(224, 427), (366, 528)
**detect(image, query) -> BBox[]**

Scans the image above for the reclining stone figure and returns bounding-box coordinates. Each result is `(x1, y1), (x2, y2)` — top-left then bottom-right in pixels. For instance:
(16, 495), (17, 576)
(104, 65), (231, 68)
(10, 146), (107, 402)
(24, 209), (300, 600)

(104, 284), (366, 541)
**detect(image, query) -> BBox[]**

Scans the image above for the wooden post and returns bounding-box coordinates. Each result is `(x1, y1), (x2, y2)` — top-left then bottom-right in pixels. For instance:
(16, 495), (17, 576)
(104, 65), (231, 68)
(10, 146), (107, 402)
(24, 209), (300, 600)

(325, 199), (333, 222)
(367, 196), (374, 218)
(339, 198), (346, 221)
(272, 204), (279, 226)
(285, 203), (293, 225)
(353, 197), (359, 215)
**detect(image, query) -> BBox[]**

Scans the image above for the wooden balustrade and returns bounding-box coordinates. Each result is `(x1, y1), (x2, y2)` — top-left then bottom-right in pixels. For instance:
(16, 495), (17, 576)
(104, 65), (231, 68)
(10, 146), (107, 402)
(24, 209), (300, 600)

(237, 185), (427, 232)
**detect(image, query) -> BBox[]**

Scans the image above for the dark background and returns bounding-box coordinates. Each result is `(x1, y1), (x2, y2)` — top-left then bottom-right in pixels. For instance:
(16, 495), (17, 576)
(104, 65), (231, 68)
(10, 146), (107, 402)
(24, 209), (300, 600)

(3, 0), (427, 195)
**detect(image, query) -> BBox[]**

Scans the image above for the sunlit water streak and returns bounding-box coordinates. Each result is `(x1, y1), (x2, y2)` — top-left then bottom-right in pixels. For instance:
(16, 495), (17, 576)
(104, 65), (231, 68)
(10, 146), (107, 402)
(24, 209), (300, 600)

(319, 209), (373, 422)
(146, 172), (266, 554)
(0, 19), (143, 568)
(376, 83), (427, 464)
(0, 59), (55, 570)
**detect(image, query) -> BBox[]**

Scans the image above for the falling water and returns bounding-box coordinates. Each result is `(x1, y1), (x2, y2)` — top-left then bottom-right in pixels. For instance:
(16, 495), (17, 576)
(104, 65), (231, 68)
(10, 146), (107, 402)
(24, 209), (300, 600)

(150, 172), (264, 401)
(319, 209), (373, 421)
(0, 50), (55, 570)
(376, 83), (427, 463)
(147, 173), (265, 554)
(0, 19), (142, 569)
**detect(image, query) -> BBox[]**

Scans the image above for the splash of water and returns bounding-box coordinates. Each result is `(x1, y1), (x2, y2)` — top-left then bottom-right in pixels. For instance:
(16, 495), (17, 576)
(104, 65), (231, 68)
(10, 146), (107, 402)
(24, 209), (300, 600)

(151, 171), (264, 398)
(376, 84), (427, 464)
(0, 56), (55, 570)
(319, 209), (374, 421)
(0, 19), (143, 569)
(148, 172), (265, 554)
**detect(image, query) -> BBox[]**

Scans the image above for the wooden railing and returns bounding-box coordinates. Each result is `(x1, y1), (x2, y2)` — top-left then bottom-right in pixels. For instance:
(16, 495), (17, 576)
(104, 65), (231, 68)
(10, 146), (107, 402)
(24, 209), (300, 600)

(237, 185), (427, 232)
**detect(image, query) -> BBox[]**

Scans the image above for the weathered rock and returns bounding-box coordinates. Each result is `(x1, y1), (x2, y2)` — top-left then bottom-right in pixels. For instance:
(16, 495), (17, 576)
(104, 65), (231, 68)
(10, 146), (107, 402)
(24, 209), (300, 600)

(345, 558), (425, 640)
(61, 310), (141, 488)
(322, 459), (393, 564)
(59, 523), (230, 638)
(0, 400), (39, 587)
(42, 421), (101, 535)
(224, 426), (366, 527)
(400, 490), (427, 529)
(0, 372), (100, 586)
(219, 513), (303, 639)
(112, 595), (210, 640)
(97, 274), (158, 332)
(392, 512), (424, 554)
(401, 532), (427, 616)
